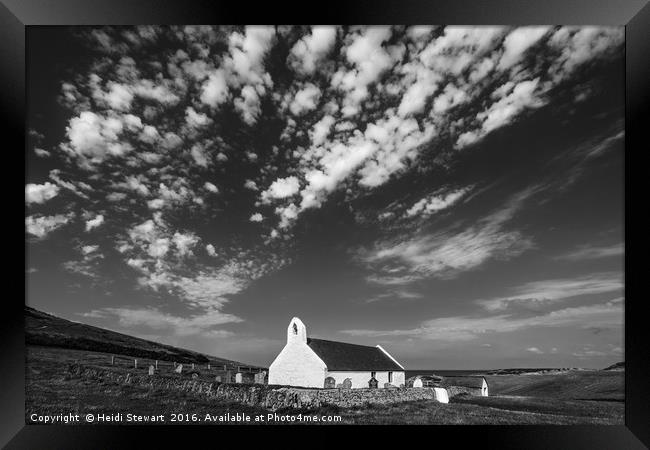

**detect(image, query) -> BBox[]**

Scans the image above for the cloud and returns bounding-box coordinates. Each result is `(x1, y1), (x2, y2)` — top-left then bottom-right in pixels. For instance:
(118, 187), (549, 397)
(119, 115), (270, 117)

(185, 106), (212, 127)
(244, 179), (258, 190)
(81, 306), (240, 337)
(405, 187), (471, 218)
(205, 244), (217, 257)
(262, 176), (300, 201)
(289, 83), (321, 115)
(289, 26), (337, 74)
(26, 182), (60, 204)
(85, 214), (105, 231)
(249, 213), (263, 222)
(204, 182), (219, 193)
(556, 243), (623, 261)
(103, 82), (134, 110)
(200, 70), (229, 107)
(477, 272), (624, 311)
(497, 27), (550, 70)
(341, 300), (623, 341)
(457, 78), (545, 148)
(62, 111), (129, 167)
(526, 347), (544, 354)
(360, 188), (536, 282)
(172, 231), (199, 257)
(26, 213), (73, 238)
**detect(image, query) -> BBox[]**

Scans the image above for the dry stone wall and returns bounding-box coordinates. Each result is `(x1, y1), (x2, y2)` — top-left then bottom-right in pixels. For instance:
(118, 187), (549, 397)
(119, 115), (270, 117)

(67, 364), (441, 410)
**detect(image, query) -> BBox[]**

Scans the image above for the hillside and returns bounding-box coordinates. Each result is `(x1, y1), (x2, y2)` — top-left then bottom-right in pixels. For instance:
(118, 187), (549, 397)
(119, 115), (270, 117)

(485, 370), (624, 401)
(603, 361), (624, 371)
(25, 306), (259, 368)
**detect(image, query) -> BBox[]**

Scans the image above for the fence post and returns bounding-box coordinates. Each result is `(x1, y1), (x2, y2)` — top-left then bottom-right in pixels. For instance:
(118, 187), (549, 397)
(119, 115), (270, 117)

(192, 363), (195, 370)
(111, 355), (114, 365)
(134, 359), (137, 369)
(207, 363), (210, 370)
(155, 360), (158, 370)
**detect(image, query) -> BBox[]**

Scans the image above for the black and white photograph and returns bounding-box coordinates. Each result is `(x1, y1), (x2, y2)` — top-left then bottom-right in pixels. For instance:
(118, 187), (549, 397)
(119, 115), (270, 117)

(25, 25), (625, 426)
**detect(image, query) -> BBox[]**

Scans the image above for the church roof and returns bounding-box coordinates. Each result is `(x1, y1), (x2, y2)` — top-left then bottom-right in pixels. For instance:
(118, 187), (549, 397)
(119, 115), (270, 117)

(306, 338), (403, 371)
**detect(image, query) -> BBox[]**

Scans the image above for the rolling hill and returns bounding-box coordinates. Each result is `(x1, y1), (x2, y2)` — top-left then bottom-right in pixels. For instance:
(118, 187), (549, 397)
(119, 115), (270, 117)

(25, 306), (260, 368)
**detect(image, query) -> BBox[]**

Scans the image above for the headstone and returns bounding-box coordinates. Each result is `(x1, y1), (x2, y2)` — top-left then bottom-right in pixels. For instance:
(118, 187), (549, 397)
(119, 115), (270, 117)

(207, 364), (210, 370)
(191, 363), (195, 370)
(125, 373), (131, 383)
(192, 373), (199, 379)
(384, 383), (397, 389)
(413, 377), (423, 388)
(175, 364), (183, 374)
(155, 360), (158, 370)
(235, 372), (243, 384)
(134, 359), (138, 369)
(223, 371), (233, 383)
(368, 377), (378, 389)
(324, 376), (336, 389)
(148, 365), (155, 376)
(342, 378), (352, 389)
(254, 371), (267, 385)
(110, 355), (114, 365)
(434, 387), (450, 404)
(215, 376), (222, 383)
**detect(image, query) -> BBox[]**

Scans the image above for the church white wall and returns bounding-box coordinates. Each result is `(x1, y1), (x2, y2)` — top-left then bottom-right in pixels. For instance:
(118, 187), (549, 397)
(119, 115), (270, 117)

(326, 371), (406, 389)
(268, 318), (327, 388)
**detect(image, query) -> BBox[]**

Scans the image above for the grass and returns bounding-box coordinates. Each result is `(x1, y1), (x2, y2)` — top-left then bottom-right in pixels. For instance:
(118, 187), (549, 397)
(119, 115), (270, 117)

(26, 346), (624, 425)
(485, 371), (624, 400)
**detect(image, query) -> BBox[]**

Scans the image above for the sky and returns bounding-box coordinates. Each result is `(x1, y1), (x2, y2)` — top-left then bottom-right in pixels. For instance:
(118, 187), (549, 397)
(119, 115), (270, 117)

(26, 26), (624, 369)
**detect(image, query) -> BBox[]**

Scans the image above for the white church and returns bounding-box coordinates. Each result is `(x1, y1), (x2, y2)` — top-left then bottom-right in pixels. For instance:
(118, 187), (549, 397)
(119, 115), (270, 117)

(268, 317), (406, 389)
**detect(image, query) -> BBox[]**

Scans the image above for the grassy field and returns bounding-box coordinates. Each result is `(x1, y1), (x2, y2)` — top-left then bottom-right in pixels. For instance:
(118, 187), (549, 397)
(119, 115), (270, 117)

(485, 371), (624, 400)
(26, 345), (624, 425)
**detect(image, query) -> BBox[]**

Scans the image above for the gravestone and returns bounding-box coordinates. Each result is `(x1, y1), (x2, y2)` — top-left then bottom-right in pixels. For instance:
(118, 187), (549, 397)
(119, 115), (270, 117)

(148, 365), (155, 376)
(254, 371), (267, 385)
(384, 383), (397, 389)
(342, 378), (352, 389)
(324, 376), (336, 389)
(368, 377), (378, 389)
(192, 373), (199, 379)
(175, 364), (183, 374)
(235, 372), (243, 384)
(413, 377), (423, 388)
(215, 376), (222, 383)
(223, 371), (233, 383)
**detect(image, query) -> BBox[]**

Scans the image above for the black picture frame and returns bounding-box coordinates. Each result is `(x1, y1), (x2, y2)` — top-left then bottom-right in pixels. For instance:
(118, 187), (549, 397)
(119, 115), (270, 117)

(4, 0), (648, 447)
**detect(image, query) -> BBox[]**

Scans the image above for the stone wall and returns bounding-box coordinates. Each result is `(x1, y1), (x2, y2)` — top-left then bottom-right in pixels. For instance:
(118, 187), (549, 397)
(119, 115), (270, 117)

(444, 386), (482, 397)
(68, 364), (442, 410)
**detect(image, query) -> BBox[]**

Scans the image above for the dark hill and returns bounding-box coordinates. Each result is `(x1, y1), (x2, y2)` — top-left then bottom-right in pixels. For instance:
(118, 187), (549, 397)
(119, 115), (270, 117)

(602, 361), (624, 371)
(25, 306), (258, 368)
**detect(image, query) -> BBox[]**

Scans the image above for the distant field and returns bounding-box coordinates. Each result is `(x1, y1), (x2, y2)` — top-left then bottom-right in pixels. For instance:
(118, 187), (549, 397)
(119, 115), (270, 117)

(26, 345), (624, 425)
(485, 371), (624, 401)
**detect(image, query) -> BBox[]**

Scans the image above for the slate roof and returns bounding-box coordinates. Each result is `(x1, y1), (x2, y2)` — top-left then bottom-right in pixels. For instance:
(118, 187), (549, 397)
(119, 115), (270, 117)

(306, 338), (403, 371)
(439, 376), (487, 389)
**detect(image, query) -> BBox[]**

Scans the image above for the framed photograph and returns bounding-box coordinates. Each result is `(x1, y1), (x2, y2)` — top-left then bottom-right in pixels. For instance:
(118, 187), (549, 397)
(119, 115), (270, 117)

(5, 0), (648, 447)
